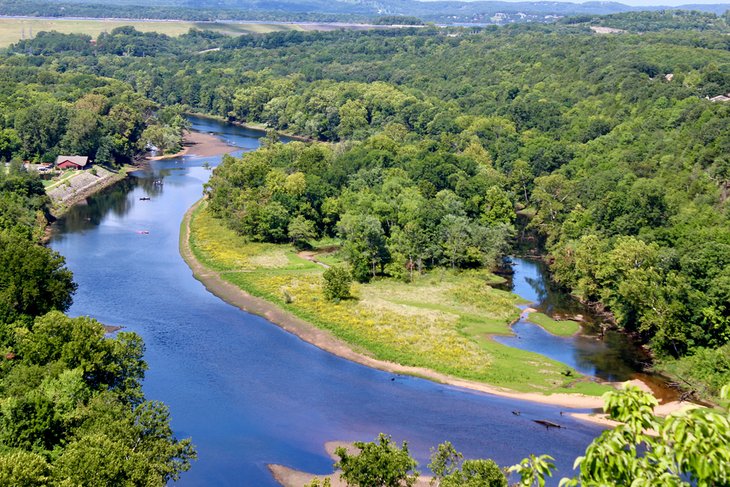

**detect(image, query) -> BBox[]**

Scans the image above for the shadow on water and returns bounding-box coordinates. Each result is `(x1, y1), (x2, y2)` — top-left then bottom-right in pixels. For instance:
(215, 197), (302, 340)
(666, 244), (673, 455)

(54, 177), (139, 232)
(49, 117), (606, 486)
(495, 257), (678, 401)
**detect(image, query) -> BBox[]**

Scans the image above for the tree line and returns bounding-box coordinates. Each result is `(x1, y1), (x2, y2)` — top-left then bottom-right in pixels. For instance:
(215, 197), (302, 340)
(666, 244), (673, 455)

(206, 134), (515, 282)
(50, 23), (727, 396)
(0, 54), (189, 164)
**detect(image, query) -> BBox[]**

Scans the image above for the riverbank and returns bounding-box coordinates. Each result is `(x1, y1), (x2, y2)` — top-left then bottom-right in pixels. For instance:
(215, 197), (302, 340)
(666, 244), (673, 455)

(47, 165), (131, 218)
(187, 112), (315, 142)
(47, 128), (237, 230)
(180, 199), (613, 408)
(146, 130), (239, 161)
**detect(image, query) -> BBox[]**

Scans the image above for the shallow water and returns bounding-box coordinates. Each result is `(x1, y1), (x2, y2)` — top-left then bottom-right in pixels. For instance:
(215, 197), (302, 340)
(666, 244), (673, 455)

(496, 258), (660, 384)
(50, 117), (603, 486)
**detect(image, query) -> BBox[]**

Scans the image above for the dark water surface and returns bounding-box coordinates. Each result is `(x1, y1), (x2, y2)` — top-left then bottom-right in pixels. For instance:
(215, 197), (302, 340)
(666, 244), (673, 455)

(50, 117), (603, 486)
(496, 258), (672, 394)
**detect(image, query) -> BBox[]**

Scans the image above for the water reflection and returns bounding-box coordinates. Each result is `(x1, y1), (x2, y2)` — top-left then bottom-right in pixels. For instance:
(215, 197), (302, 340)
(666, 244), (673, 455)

(54, 177), (140, 232)
(495, 258), (662, 386)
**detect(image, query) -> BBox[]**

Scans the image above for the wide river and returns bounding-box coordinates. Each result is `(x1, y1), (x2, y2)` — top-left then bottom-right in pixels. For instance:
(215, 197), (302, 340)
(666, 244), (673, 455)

(51, 117), (604, 486)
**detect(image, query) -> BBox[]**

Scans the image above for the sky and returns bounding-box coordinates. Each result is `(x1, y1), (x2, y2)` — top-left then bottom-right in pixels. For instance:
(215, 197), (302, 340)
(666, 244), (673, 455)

(420, 0), (729, 5)
(584, 0), (727, 4)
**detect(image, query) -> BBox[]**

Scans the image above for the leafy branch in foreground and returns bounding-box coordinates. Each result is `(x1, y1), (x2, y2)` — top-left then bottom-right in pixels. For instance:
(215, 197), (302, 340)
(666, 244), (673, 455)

(510, 385), (730, 486)
(308, 434), (508, 487)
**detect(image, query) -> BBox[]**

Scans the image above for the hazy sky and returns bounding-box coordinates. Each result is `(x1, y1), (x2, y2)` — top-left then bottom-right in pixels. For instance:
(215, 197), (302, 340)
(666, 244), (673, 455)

(422, 0), (729, 5)
(586, 0), (727, 4)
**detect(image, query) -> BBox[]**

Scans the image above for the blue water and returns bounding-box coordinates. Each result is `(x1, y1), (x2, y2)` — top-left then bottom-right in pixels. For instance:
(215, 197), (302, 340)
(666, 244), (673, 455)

(50, 117), (603, 486)
(494, 258), (641, 382)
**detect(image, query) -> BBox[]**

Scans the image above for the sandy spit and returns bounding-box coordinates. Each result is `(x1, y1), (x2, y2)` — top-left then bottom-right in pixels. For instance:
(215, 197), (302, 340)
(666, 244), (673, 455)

(146, 130), (238, 160)
(571, 398), (702, 429)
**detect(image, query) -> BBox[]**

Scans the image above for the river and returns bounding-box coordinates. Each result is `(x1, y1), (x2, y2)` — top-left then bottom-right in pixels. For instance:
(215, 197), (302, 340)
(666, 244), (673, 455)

(50, 117), (605, 486)
(498, 258), (642, 381)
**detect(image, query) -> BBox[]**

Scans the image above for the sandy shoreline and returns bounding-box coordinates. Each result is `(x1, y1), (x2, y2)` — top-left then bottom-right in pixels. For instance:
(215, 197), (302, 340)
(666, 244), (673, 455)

(570, 394), (702, 429)
(179, 199), (609, 410)
(146, 130), (239, 160)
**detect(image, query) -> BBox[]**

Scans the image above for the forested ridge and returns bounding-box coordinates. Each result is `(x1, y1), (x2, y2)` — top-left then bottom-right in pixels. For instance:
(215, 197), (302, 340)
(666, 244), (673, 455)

(563, 9), (730, 32)
(20, 23), (726, 396)
(5, 0), (729, 24)
(43, 22), (728, 396)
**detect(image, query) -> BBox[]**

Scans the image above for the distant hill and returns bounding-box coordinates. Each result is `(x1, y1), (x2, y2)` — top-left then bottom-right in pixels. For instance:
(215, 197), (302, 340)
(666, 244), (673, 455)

(2, 0), (729, 23)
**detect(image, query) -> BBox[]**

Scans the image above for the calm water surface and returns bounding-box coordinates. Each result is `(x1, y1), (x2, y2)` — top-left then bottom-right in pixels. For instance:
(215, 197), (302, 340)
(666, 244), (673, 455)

(496, 258), (667, 387)
(50, 117), (603, 486)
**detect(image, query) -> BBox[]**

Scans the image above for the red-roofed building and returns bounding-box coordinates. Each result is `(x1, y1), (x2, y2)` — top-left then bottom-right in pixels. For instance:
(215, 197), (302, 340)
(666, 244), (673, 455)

(56, 155), (89, 170)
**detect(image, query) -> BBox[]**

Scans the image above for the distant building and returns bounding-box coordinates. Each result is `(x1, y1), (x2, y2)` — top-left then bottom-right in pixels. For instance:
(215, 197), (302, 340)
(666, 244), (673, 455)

(56, 155), (89, 170)
(664, 73), (674, 81)
(709, 94), (730, 103)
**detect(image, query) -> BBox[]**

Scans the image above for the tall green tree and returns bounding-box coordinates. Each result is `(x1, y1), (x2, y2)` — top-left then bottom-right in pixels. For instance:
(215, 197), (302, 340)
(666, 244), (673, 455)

(334, 434), (419, 487)
(0, 231), (76, 324)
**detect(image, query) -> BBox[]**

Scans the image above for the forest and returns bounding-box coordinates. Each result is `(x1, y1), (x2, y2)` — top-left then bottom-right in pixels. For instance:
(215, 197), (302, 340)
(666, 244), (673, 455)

(0, 54), (188, 163)
(0, 12), (730, 484)
(0, 43), (196, 483)
(17, 22), (724, 396)
(8, 21), (728, 394)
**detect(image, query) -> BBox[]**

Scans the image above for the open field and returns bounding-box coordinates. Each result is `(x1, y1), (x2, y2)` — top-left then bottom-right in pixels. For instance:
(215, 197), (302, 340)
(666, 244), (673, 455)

(528, 312), (580, 337)
(0, 18), (373, 47)
(188, 201), (610, 396)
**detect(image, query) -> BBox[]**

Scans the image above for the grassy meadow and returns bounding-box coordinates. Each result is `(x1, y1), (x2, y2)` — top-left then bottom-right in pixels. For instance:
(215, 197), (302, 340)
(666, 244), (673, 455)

(189, 201), (608, 396)
(528, 312), (581, 337)
(0, 18), (319, 47)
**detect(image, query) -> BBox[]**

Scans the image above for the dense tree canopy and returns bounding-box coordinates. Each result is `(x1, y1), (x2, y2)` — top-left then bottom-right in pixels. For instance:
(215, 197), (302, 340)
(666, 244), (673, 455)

(205, 138), (515, 281)
(0, 230), (75, 324)
(0, 81), (195, 485)
(125, 21), (730, 394)
(0, 312), (196, 485)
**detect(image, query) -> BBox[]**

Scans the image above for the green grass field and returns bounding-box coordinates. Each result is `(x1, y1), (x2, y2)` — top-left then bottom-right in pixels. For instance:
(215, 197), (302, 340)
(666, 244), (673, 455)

(43, 169), (76, 189)
(528, 312), (581, 337)
(189, 202), (609, 396)
(0, 18), (316, 47)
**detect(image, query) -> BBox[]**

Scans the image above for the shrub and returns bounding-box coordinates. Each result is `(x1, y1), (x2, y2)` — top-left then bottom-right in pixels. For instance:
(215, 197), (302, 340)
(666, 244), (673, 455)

(322, 265), (352, 301)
